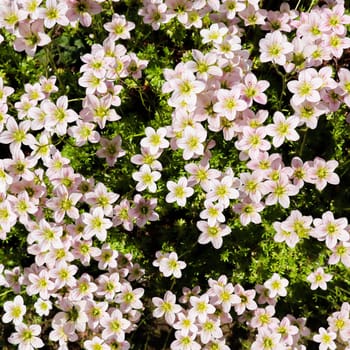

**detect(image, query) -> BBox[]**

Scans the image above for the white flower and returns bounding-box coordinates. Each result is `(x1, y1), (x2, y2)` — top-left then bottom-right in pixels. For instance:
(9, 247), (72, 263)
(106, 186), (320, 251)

(264, 273), (289, 298)
(166, 177), (194, 207)
(307, 267), (332, 290)
(159, 252), (186, 278)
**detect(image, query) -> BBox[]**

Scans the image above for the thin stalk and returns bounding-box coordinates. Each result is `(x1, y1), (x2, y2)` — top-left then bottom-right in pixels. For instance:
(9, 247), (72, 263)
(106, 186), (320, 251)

(161, 329), (172, 350)
(295, 0), (302, 11)
(299, 129), (308, 156)
(273, 64), (288, 111)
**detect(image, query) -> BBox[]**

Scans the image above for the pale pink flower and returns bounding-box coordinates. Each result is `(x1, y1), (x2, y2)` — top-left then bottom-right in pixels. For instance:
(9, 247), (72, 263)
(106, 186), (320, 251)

(169, 71), (205, 107)
(280, 209), (312, 241)
(46, 186), (82, 222)
(96, 135), (126, 166)
(23, 82), (45, 103)
(4, 267), (23, 294)
(264, 273), (289, 298)
(206, 171), (239, 208)
(80, 47), (113, 79)
(159, 252), (186, 278)
(313, 327), (336, 350)
(185, 160), (221, 191)
(104, 13), (135, 41)
(189, 294), (215, 323)
(239, 5), (266, 27)
(138, 2), (171, 30)
(94, 245), (118, 272)
(197, 220), (231, 249)
(0, 77), (14, 104)
(49, 165), (81, 191)
(200, 201), (225, 226)
(101, 308), (131, 342)
(14, 19), (51, 56)
(68, 120), (100, 146)
(115, 282), (144, 312)
(297, 11), (327, 40)
(262, 177), (299, 208)
(6, 149), (37, 181)
(39, 0), (69, 28)
(85, 300), (108, 330)
(82, 207), (113, 241)
(0, 117), (36, 154)
(266, 112), (299, 147)
(132, 164), (161, 193)
(49, 314), (77, 345)
(34, 298), (52, 317)
(337, 67), (350, 106)
(251, 326), (282, 350)
(233, 198), (265, 226)
(84, 336), (110, 350)
(113, 198), (133, 231)
(8, 323), (44, 350)
(200, 23), (228, 44)
(0, 1), (27, 31)
(0, 160), (13, 193)
(27, 268), (55, 299)
(2, 295), (26, 325)
(69, 273), (97, 300)
(240, 73), (270, 106)
(273, 221), (299, 248)
(219, 0), (246, 19)
(140, 126), (169, 154)
(291, 99), (327, 130)
(85, 182), (119, 217)
(72, 239), (100, 266)
(210, 281), (240, 313)
(176, 124), (207, 160)
(250, 305), (278, 329)
(39, 75), (58, 97)
(173, 310), (198, 336)
(307, 267), (332, 290)
(327, 305), (350, 338)
(213, 87), (248, 120)
(199, 316), (223, 344)
(259, 30), (294, 65)
(170, 331), (201, 350)
(78, 71), (107, 95)
(322, 4), (350, 36)
(328, 241), (350, 267)
(262, 8), (291, 32)
(233, 284), (257, 315)
(96, 272), (121, 300)
(235, 126), (271, 159)
(185, 49), (222, 81)
(276, 316), (299, 346)
(311, 211), (349, 249)
(239, 171), (265, 203)
(42, 96), (79, 136)
(324, 33), (350, 59)
(8, 191), (38, 225)
(43, 149), (70, 178)
(286, 156), (313, 189)
(126, 52), (148, 79)
(166, 177), (194, 207)
(66, 0), (102, 27)
(152, 291), (182, 325)
(287, 68), (323, 106)
(129, 194), (159, 227)
(27, 219), (63, 251)
(130, 147), (163, 170)
(308, 157), (340, 191)
(50, 261), (78, 289)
